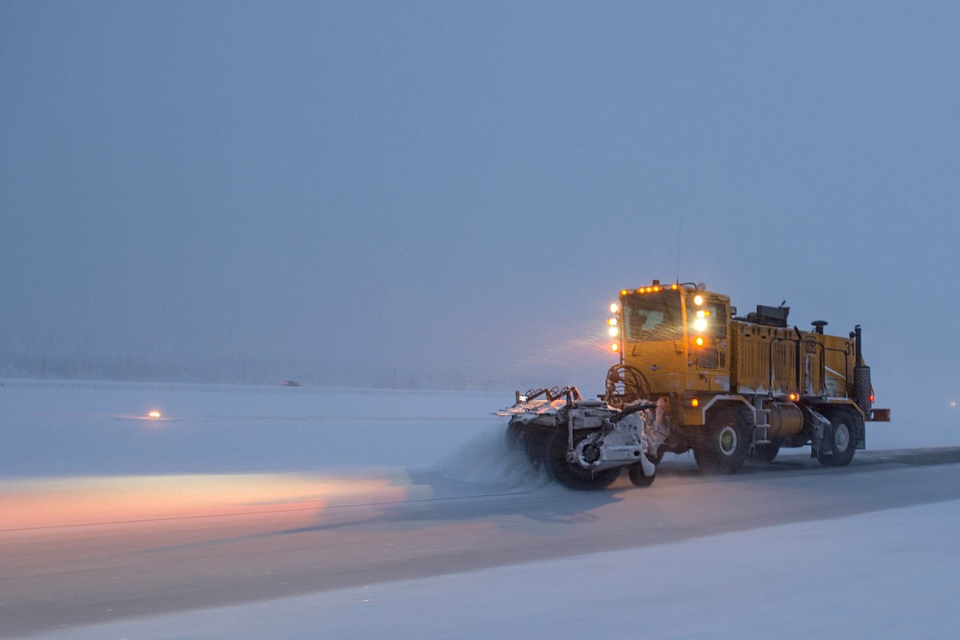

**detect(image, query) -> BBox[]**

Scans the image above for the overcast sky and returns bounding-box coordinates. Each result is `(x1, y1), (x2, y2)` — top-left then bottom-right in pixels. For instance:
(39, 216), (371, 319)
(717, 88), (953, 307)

(2, 2), (959, 400)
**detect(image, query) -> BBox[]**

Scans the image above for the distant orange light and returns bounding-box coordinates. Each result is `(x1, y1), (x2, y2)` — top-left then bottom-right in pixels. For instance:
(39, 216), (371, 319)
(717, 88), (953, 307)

(870, 393), (875, 403)
(788, 393), (799, 402)
(620, 290), (628, 296)
(147, 410), (162, 419)
(671, 284), (679, 290)
(611, 343), (620, 352)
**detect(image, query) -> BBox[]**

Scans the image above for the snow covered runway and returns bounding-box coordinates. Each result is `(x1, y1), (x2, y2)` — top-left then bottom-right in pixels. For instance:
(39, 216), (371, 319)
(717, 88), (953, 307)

(2, 380), (959, 639)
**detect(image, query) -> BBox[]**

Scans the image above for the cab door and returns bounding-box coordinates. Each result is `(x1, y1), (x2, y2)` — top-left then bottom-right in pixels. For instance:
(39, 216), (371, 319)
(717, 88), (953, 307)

(686, 292), (730, 392)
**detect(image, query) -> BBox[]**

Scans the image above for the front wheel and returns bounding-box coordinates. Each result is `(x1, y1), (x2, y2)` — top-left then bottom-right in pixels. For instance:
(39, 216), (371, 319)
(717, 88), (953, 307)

(694, 407), (749, 475)
(546, 429), (620, 490)
(817, 409), (860, 467)
(628, 457), (656, 487)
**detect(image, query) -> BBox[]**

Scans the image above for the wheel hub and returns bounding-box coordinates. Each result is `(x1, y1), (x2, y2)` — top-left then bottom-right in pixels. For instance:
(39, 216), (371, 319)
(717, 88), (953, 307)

(718, 426), (738, 456)
(835, 423), (850, 452)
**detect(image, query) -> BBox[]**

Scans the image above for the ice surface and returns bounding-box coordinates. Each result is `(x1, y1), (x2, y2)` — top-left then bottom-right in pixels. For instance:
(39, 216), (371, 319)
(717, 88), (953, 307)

(0, 379), (504, 477)
(3, 379), (960, 639)
(2, 377), (954, 481)
(26, 498), (960, 640)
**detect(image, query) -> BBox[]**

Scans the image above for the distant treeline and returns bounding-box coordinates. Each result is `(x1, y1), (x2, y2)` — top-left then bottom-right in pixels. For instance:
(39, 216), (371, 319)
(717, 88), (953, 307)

(0, 341), (510, 391)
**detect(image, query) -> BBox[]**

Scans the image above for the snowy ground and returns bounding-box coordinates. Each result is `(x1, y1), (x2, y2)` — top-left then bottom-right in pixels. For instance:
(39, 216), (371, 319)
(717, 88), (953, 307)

(2, 379), (959, 639)
(26, 499), (960, 640)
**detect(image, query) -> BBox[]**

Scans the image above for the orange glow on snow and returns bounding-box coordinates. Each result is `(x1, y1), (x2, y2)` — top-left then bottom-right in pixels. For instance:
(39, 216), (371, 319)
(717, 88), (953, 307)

(0, 474), (420, 531)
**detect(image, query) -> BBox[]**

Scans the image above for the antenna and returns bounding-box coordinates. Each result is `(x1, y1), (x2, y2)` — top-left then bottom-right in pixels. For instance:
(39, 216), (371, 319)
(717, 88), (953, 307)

(675, 213), (683, 283)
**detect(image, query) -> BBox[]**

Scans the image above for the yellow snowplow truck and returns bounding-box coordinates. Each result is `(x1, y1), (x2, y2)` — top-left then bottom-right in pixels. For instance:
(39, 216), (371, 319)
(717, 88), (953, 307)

(499, 280), (890, 490)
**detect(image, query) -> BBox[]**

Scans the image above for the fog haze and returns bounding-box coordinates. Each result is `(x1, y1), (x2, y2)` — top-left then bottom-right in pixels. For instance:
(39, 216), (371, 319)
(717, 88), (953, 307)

(2, 2), (959, 404)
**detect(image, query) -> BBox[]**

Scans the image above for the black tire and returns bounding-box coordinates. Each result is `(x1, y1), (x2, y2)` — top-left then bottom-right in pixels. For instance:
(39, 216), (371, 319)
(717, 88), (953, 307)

(752, 440), (782, 463)
(628, 457), (656, 487)
(694, 407), (749, 474)
(817, 408), (860, 467)
(546, 429), (620, 490)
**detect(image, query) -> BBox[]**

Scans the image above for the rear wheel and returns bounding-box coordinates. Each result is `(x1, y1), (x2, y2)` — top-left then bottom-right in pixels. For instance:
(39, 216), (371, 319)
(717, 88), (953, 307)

(546, 429), (620, 490)
(695, 407), (749, 474)
(817, 408), (860, 467)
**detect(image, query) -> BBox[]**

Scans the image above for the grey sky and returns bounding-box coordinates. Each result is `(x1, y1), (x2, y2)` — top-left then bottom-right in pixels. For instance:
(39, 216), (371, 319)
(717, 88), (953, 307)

(1, 2), (958, 400)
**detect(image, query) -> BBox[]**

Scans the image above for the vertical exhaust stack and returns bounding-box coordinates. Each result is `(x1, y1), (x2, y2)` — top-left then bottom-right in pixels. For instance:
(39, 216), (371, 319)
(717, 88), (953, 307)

(853, 325), (872, 415)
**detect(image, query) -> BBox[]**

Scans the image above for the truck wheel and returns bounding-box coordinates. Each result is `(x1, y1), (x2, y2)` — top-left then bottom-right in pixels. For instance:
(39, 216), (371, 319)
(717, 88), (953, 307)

(695, 408), (749, 474)
(546, 429), (620, 490)
(817, 409), (859, 467)
(628, 458), (656, 487)
(752, 440), (781, 463)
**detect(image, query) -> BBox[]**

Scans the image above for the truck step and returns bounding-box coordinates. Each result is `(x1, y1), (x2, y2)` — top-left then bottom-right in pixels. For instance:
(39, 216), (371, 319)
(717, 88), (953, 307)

(754, 420), (770, 445)
(755, 408), (771, 428)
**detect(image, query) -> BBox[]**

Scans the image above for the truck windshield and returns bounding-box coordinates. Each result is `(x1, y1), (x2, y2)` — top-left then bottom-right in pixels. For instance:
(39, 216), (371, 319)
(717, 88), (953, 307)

(622, 291), (683, 341)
